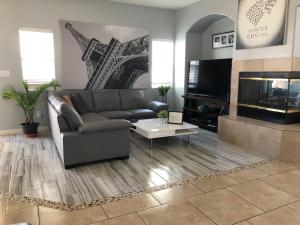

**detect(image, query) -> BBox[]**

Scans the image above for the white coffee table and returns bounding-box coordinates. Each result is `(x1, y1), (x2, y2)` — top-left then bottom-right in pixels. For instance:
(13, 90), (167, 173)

(131, 118), (198, 147)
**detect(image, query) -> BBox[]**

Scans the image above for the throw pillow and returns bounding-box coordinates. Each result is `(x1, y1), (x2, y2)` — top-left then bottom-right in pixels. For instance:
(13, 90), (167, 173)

(63, 95), (73, 105)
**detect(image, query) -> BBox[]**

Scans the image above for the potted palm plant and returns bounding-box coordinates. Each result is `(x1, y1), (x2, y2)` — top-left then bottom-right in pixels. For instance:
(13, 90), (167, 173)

(2, 80), (60, 138)
(157, 85), (171, 103)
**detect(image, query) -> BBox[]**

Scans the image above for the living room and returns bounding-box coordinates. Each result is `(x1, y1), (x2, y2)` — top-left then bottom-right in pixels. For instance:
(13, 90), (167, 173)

(1, 0), (300, 225)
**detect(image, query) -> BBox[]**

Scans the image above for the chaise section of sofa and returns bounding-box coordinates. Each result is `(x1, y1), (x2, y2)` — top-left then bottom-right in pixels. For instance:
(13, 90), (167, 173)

(47, 88), (168, 168)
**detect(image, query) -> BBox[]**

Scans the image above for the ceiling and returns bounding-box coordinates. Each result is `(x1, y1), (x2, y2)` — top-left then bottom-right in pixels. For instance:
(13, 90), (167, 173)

(107, 0), (201, 9)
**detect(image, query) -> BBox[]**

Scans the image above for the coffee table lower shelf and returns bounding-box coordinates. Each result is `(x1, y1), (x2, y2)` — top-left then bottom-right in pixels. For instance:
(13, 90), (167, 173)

(131, 119), (199, 148)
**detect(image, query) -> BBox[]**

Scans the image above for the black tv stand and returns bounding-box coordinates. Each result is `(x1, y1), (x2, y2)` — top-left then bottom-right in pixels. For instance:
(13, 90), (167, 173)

(182, 94), (229, 132)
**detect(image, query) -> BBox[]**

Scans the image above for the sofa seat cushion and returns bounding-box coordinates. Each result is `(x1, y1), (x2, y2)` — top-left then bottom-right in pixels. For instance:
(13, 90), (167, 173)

(98, 111), (132, 120)
(129, 109), (156, 119)
(81, 113), (108, 123)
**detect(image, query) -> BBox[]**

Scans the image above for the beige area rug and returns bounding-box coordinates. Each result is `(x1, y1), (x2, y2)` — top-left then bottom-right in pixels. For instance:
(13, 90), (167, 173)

(0, 130), (268, 210)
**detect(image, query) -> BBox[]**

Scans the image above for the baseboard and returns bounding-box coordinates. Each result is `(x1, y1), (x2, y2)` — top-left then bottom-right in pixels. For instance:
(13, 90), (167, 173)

(0, 126), (49, 136)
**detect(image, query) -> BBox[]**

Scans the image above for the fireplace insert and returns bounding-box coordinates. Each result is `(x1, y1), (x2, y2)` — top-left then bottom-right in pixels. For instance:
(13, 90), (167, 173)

(238, 72), (300, 124)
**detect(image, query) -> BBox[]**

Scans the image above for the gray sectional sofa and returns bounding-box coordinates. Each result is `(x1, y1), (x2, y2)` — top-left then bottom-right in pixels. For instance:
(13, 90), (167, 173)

(47, 89), (168, 168)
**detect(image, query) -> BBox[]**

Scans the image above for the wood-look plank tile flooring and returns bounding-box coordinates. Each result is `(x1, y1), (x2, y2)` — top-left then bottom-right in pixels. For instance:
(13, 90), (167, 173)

(1, 161), (300, 225)
(0, 129), (267, 209)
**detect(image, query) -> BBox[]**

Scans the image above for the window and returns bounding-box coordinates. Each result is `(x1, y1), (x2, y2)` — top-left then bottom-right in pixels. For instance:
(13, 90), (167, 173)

(151, 40), (174, 88)
(19, 29), (55, 83)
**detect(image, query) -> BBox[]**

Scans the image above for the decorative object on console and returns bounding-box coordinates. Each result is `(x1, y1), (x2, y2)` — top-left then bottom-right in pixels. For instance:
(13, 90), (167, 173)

(168, 111), (183, 124)
(2, 80), (60, 137)
(212, 31), (235, 49)
(157, 85), (171, 103)
(237, 0), (288, 49)
(157, 110), (168, 125)
(60, 20), (149, 89)
(238, 72), (300, 124)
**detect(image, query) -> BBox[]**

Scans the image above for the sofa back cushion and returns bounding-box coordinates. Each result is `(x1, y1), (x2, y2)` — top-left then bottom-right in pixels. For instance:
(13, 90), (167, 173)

(77, 92), (94, 112)
(48, 94), (83, 130)
(71, 94), (90, 115)
(120, 90), (146, 110)
(59, 103), (84, 130)
(54, 90), (94, 112)
(93, 91), (122, 112)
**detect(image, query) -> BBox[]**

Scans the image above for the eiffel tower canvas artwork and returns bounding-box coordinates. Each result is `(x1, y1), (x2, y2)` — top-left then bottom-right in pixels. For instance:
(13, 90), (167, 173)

(60, 20), (149, 89)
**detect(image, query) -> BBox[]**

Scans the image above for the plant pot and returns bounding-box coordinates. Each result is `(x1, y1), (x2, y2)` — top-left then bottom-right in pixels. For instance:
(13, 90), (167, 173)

(21, 122), (39, 138)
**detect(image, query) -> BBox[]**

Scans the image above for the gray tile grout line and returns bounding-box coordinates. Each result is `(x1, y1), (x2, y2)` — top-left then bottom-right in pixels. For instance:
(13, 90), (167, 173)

(225, 187), (300, 224)
(258, 173), (300, 198)
(100, 204), (109, 220)
(184, 199), (218, 225)
(37, 206), (41, 225)
(136, 212), (148, 225)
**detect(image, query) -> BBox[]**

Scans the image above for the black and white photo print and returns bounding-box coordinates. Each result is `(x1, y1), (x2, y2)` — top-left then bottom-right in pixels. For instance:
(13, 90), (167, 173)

(60, 20), (149, 89)
(236, 0), (288, 49)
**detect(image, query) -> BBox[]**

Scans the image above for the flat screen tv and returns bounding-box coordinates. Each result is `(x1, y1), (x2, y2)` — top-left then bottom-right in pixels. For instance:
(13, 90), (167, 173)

(187, 59), (232, 99)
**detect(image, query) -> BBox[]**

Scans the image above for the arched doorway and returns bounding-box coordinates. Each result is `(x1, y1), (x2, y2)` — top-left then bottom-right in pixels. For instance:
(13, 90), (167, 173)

(184, 14), (235, 132)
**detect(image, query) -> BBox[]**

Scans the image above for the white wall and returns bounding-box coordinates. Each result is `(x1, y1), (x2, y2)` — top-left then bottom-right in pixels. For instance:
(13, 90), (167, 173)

(174, 0), (237, 109)
(174, 0), (300, 109)
(186, 33), (203, 61)
(201, 18), (234, 60)
(0, 0), (175, 131)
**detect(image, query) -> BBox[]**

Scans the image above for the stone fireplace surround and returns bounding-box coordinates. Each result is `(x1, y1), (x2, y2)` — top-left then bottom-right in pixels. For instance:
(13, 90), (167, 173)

(218, 58), (300, 163)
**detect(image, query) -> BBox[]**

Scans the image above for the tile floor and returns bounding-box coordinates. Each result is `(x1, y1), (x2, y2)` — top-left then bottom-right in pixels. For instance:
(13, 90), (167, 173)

(1, 161), (300, 225)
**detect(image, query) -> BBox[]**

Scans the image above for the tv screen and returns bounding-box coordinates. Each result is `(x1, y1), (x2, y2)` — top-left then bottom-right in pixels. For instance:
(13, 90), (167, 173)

(188, 59), (232, 99)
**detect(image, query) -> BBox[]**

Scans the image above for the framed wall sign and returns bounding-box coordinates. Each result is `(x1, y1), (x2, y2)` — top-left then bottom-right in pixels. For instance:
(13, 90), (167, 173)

(212, 31), (235, 49)
(236, 0), (288, 49)
(168, 111), (183, 124)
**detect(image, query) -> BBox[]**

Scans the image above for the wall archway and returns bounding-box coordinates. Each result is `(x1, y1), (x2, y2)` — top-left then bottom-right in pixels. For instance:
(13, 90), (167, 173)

(184, 13), (235, 109)
(185, 13), (235, 62)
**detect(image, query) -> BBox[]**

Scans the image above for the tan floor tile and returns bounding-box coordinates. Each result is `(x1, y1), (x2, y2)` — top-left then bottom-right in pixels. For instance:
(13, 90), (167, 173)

(261, 173), (300, 198)
(151, 184), (202, 204)
(235, 222), (252, 225)
(138, 200), (215, 225)
(193, 175), (239, 192)
(228, 168), (269, 183)
(0, 206), (39, 225)
(249, 206), (300, 225)
(0, 200), (6, 213)
(187, 189), (263, 225)
(102, 194), (160, 218)
(285, 162), (300, 168)
(39, 206), (107, 225)
(91, 213), (145, 225)
(6, 199), (34, 212)
(289, 169), (300, 177)
(228, 180), (298, 211)
(287, 201), (300, 212)
(257, 161), (296, 174)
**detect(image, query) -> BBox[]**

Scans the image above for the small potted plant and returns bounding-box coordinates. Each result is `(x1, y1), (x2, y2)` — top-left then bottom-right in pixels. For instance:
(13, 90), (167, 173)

(2, 80), (60, 138)
(157, 110), (168, 125)
(157, 85), (171, 103)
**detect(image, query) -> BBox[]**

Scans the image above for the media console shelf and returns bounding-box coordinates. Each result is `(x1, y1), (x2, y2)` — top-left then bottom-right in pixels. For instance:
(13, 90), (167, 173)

(182, 94), (229, 132)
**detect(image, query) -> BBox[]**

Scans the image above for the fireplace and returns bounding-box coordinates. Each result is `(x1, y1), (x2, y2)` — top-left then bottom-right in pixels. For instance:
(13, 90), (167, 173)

(238, 72), (300, 124)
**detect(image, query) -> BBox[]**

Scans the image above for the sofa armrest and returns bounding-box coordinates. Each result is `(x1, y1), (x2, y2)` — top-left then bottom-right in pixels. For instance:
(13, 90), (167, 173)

(146, 101), (168, 113)
(78, 120), (132, 134)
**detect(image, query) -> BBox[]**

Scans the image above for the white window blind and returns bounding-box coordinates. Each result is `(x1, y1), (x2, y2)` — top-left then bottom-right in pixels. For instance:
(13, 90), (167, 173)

(19, 29), (55, 83)
(151, 40), (174, 88)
